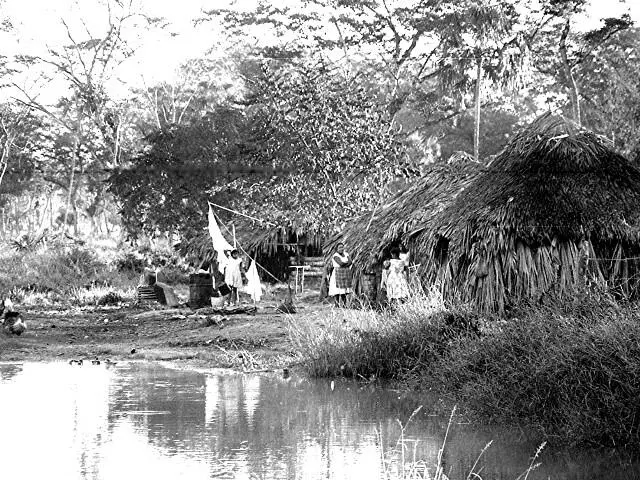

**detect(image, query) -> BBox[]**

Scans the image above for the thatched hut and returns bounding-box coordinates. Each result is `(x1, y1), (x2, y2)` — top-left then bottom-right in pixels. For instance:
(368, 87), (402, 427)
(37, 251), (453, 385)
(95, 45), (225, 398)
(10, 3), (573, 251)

(410, 115), (640, 312)
(323, 152), (483, 298)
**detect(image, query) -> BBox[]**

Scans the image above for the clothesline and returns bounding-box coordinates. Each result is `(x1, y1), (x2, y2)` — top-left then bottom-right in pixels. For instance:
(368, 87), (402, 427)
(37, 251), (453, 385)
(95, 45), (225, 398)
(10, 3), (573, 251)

(210, 208), (282, 284)
(208, 201), (278, 227)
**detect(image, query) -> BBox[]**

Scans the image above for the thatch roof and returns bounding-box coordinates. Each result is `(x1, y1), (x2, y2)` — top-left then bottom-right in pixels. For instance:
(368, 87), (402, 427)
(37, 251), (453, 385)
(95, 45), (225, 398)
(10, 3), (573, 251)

(410, 114), (640, 311)
(324, 151), (483, 272)
(177, 216), (323, 266)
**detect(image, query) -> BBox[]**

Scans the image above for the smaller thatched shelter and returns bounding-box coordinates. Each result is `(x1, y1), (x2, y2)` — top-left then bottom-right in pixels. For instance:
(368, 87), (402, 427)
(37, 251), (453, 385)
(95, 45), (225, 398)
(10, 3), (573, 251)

(177, 216), (323, 281)
(411, 115), (640, 312)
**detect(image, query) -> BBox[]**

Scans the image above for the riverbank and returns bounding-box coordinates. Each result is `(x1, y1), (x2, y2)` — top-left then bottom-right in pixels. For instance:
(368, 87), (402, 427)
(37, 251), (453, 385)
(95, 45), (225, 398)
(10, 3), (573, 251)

(288, 289), (640, 449)
(0, 296), (324, 371)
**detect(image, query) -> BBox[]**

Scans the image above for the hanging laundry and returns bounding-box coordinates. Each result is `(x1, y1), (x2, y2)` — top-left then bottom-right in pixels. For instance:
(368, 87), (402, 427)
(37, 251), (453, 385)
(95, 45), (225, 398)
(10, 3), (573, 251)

(208, 204), (234, 274)
(241, 260), (263, 302)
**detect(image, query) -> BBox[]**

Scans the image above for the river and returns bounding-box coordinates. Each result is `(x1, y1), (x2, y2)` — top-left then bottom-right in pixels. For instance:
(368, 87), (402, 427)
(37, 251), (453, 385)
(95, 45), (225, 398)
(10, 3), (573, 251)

(0, 362), (637, 479)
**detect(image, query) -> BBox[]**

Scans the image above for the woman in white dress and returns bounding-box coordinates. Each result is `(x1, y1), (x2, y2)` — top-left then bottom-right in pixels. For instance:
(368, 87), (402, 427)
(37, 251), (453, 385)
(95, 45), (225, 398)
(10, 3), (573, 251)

(386, 247), (409, 303)
(328, 243), (353, 307)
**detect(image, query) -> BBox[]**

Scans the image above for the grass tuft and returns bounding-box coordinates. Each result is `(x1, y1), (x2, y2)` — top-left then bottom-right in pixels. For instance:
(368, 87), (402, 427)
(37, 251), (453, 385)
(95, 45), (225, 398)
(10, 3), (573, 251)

(289, 287), (467, 379)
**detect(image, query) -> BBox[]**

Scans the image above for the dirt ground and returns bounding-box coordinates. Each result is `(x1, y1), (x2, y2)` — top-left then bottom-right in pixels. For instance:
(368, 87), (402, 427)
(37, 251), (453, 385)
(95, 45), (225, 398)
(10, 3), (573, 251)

(0, 289), (334, 372)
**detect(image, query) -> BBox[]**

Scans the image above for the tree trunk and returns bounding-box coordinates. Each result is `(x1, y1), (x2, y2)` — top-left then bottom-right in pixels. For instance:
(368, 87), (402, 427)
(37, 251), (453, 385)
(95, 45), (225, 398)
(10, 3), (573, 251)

(473, 56), (484, 162)
(559, 19), (581, 125)
(26, 196), (34, 235)
(63, 136), (79, 233)
(38, 196), (51, 231)
(0, 134), (11, 191)
(73, 201), (78, 236)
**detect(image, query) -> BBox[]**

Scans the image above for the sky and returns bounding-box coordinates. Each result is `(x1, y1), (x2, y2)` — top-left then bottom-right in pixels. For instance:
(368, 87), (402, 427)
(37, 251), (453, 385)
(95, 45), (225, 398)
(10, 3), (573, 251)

(1, 0), (639, 101)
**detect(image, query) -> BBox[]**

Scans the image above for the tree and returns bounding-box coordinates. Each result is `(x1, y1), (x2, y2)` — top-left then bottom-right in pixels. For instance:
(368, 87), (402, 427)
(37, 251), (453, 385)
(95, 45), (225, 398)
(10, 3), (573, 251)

(11, 0), (155, 233)
(130, 57), (239, 135)
(109, 103), (248, 238)
(528, 0), (633, 126)
(435, 0), (525, 161)
(110, 59), (416, 239)
(219, 61), (415, 234)
(578, 27), (640, 159)
(203, 0), (529, 163)
(0, 104), (47, 239)
(200, 1), (455, 118)
(0, 105), (28, 190)
(429, 107), (523, 161)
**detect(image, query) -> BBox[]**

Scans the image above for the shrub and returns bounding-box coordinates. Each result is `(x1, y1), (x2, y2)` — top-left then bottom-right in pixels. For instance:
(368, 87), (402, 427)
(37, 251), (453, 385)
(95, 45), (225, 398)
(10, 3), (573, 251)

(0, 245), (127, 297)
(68, 286), (135, 306)
(97, 291), (125, 306)
(114, 252), (145, 273)
(433, 300), (640, 447)
(114, 248), (189, 283)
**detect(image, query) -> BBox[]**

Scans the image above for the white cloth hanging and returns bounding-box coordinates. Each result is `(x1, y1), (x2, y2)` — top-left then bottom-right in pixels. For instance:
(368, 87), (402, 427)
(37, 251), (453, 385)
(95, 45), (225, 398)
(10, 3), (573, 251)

(241, 260), (263, 302)
(208, 204), (234, 274)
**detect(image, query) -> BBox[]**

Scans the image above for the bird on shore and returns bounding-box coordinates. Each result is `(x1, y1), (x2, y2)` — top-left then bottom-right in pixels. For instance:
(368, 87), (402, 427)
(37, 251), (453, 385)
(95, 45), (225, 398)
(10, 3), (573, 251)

(69, 359), (84, 366)
(91, 357), (101, 365)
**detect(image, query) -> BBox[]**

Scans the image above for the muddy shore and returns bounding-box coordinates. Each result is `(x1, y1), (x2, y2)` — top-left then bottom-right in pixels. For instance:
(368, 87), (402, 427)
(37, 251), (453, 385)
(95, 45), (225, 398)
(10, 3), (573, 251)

(0, 299), (330, 371)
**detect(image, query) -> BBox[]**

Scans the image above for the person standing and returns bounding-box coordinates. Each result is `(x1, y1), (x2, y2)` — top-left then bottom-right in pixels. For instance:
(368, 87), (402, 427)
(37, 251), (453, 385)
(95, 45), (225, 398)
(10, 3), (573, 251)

(224, 249), (244, 306)
(386, 247), (410, 304)
(328, 242), (353, 307)
(379, 259), (391, 305)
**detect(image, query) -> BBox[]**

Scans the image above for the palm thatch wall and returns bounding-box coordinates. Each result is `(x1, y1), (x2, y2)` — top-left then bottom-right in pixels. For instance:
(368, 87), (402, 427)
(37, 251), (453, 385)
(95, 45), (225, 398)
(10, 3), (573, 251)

(410, 115), (640, 312)
(324, 151), (483, 274)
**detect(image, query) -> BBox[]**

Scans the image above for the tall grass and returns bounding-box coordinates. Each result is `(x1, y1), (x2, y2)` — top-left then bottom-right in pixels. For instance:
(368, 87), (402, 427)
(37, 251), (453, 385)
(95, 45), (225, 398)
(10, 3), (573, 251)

(0, 245), (141, 306)
(435, 298), (640, 447)
(1, 245), (105, 292)
(291, 289), (640, 447)
(289, 288), (455, 379)
(380, 406), (545, 480)
(0, 240), (192, 306)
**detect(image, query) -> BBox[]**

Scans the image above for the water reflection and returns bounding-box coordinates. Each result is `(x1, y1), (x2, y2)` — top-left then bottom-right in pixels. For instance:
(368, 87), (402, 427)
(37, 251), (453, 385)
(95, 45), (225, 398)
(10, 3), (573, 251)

(0, 362), (637, 480)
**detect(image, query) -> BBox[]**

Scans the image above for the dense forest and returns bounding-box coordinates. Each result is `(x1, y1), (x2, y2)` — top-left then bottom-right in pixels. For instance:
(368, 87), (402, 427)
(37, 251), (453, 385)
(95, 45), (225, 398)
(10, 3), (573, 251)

(0, 0), (638, 244)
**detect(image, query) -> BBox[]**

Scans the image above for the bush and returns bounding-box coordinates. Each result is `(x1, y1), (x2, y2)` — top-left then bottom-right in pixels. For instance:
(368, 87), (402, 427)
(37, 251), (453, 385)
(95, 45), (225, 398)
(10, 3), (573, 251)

(114, 252), (145, 273)
(97, 291), (125, 306)
(114, 247), (189, 283)
(0, 245), (142, 299)
(433, 300), (640, 447)
(67, 286), (135, 306)
(0, 246), (101, 293)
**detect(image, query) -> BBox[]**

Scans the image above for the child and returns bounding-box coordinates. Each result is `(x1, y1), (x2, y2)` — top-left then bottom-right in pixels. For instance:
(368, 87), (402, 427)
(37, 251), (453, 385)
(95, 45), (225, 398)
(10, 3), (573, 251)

(387, 247), (410, 304)
(224, 250), (244, 306)
(379, 259), (391, 305)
